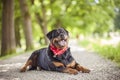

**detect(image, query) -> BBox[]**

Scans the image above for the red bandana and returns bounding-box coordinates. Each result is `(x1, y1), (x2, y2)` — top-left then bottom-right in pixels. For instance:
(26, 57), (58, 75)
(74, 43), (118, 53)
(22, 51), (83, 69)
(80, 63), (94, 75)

(50, 44), (68, 56)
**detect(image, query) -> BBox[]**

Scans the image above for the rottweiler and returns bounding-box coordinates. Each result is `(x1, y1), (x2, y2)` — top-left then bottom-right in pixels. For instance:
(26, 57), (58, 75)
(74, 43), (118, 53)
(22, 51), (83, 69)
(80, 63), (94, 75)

(20, 28), (90, 74)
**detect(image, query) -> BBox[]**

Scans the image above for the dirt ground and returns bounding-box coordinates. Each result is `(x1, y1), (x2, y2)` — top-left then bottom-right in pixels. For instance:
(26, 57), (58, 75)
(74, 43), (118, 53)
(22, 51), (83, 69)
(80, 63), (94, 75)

(0, 40), (120, 80)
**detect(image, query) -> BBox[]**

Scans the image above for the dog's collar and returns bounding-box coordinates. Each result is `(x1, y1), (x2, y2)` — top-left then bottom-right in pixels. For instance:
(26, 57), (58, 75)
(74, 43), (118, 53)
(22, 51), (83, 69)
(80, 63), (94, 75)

(50, 44), (68, 57)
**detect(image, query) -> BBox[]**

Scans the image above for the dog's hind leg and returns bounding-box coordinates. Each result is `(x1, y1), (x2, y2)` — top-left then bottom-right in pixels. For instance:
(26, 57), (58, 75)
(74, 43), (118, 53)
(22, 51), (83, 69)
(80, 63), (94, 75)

(20, 50), (40, 72)
(28, 55), (38, 70)
(20, 59), (32, 72)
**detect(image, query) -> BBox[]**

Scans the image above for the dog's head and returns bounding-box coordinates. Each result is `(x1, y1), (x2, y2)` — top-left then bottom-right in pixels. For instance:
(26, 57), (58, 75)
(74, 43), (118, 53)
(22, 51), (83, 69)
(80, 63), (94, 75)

(46, 28), (69, 49)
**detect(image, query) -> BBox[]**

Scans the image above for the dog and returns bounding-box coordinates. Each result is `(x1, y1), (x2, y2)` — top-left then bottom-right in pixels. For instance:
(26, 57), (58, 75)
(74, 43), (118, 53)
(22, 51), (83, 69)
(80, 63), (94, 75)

(20, 28), (90, 74)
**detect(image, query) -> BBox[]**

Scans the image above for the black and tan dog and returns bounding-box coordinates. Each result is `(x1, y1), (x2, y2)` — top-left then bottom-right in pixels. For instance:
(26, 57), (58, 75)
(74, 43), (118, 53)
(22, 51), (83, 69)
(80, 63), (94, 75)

(20, 28), (90, 74)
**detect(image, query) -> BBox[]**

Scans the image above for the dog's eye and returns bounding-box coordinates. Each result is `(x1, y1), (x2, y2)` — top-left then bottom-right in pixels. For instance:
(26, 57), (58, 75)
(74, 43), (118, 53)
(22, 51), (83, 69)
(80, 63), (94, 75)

(64, 39), (67, 41)
(54, 40), (59, 43)
(64, 39), (66, 41)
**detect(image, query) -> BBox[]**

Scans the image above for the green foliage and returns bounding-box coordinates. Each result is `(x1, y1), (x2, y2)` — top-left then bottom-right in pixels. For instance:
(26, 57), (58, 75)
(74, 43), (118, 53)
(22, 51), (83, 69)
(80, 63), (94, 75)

(0, 0), (119, 34)
(1, 0), (119, 40)
(28, 0), (117, 35)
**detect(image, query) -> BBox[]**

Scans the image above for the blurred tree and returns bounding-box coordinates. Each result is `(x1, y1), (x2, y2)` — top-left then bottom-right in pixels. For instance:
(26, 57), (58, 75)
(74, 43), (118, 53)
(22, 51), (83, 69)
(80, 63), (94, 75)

(14, 0), (22, 47)
(114, 9), (120, 30)
(15, 17), (21, 47)
(114, 0), (120, 31)
(1, 0), (16, 56)
(34, 0), (49, 45)
(0, 0), (2, 40)
(1, 0), (119, 56)
(19, 0), (34, 50)
(30, 0), (116, 37)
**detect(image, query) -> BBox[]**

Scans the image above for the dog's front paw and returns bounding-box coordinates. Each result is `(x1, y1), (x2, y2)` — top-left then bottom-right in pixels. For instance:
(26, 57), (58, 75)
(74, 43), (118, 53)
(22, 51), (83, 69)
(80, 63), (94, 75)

(20, 67), (26, 72)
(63, 68), (78, 75)
(69, 68), (78, 75)
(76, 65), (90, 73)
(82, 68), (90, 73)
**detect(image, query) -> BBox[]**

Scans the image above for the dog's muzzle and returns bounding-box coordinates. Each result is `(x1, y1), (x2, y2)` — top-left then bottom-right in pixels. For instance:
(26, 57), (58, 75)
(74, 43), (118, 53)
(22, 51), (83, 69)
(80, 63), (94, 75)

(58, 40), (67, 47)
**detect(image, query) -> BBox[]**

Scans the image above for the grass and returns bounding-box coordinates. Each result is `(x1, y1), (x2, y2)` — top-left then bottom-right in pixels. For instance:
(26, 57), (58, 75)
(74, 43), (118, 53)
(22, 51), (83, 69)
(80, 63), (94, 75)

(79, 39), (120, 67)
(0, 50), (26, 60)
(0, 44), (47, 60)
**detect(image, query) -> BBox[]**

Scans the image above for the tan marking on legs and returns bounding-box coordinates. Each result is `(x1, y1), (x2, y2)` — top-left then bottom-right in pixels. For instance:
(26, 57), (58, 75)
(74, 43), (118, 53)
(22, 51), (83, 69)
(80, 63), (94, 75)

(76, 65), (90, 73)
(66, 60), (76, 68)
(52, 62), (64, 67)
(20, 60), (32, 72)
(63, 68), (78, 75)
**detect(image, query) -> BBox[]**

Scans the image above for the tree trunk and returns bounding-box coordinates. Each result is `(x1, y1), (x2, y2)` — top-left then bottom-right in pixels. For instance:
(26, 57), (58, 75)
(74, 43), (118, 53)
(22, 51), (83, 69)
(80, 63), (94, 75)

(15, 17), (21, 47)
(1, 0), (16, 56)
(114, 8), (120, 30)
(19, 0), (33, 50)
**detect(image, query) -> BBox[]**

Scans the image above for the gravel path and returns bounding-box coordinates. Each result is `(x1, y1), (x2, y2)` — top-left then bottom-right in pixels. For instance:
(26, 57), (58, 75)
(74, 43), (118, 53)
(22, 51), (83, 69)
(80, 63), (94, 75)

(0, 40), (120, 80)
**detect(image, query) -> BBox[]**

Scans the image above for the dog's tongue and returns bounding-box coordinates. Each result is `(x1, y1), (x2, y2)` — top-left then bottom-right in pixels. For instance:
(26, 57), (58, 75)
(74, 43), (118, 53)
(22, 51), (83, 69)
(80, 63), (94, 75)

(58, 40), (66, 46)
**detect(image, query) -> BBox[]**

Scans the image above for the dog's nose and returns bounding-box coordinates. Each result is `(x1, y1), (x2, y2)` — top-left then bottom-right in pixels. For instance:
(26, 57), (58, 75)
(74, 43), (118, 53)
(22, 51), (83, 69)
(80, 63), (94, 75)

(60, 34), (65, 39)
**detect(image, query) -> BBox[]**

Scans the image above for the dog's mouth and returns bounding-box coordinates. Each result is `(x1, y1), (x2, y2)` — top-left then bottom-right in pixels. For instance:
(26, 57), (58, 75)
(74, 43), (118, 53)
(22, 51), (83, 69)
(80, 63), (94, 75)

(52, 33), (68, 49)
(53, 39), (68, 49)
(58, 40), (67, 47)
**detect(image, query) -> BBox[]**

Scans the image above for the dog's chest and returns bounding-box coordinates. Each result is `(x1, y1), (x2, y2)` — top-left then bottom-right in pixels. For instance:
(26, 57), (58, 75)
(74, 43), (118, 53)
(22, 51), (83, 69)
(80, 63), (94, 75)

(49, 49), (74, 66)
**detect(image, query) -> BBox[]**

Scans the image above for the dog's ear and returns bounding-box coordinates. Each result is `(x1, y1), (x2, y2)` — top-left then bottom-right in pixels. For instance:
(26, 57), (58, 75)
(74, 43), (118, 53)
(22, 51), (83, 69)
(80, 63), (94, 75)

(46, 30), (56, 40)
